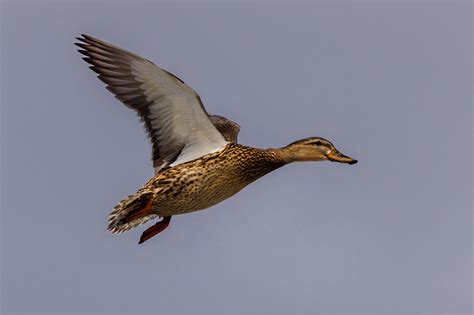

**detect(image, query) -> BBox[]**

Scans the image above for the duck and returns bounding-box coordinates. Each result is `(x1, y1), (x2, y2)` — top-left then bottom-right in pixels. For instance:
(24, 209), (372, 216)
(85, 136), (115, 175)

(76, 34), (357, 244)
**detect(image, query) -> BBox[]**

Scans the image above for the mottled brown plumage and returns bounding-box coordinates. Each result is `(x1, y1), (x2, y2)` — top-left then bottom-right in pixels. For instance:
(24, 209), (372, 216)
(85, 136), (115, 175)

(108, 144), (283, 233)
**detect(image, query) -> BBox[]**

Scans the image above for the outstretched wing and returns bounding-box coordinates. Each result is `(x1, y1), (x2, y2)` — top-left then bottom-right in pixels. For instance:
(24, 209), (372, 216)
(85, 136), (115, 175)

(76, 34), (228, 170)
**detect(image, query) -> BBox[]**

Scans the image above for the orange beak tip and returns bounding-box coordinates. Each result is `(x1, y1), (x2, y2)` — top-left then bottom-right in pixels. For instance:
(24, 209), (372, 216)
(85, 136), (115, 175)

(327, 152), (357, 165)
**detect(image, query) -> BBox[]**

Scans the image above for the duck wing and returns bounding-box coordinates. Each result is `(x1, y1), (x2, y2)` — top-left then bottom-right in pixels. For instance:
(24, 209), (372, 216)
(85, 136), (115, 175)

(209, 114), (240, 143)
(76, 34), (228, 171)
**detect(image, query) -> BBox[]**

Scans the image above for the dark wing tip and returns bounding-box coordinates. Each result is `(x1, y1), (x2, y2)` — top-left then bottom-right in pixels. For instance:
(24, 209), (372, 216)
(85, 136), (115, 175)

(79, 34), (95, 41)
(75, 34), (90, 44)
(75, 34), (101, 47)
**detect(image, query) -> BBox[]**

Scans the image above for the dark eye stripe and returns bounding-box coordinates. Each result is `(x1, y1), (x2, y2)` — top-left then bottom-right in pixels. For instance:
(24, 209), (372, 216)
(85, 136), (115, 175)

(313, 140), (329, 147)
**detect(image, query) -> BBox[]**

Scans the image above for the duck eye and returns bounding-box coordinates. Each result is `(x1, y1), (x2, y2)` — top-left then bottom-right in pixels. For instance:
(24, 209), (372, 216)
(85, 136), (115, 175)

(314, 141), (322, 146)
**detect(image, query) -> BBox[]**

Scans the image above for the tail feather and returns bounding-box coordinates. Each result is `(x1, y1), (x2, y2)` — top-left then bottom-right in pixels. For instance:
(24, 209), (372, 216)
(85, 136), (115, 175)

(108, 191), (159, 234)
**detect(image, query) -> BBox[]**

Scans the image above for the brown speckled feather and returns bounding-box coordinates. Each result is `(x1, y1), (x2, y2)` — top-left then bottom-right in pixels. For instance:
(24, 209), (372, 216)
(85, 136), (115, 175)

(108, 143), (284, 233)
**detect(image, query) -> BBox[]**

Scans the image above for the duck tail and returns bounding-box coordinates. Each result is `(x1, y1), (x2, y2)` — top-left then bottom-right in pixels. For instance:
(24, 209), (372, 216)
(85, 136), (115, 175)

(107, 191), (159, 234)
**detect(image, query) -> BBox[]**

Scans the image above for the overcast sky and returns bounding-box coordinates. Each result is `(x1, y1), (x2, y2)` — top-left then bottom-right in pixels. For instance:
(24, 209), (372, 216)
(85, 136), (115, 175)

(2, 1), (472, 314)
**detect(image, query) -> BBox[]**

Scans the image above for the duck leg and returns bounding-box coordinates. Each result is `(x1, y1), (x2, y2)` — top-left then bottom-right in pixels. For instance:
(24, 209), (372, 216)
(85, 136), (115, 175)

(138, 216), (172, 244)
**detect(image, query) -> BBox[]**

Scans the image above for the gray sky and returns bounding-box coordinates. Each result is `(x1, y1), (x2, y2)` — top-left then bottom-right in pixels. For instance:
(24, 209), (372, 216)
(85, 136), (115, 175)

(1, 1), (472, 314)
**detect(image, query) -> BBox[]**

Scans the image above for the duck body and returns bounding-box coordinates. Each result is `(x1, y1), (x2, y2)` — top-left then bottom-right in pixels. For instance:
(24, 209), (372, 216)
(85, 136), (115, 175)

(108, 143), (285, 233)
(150, 143), (285, 216)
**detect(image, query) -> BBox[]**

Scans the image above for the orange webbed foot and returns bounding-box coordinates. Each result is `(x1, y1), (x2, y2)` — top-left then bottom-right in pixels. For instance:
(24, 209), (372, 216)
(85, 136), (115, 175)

(138, 216), (172, 244)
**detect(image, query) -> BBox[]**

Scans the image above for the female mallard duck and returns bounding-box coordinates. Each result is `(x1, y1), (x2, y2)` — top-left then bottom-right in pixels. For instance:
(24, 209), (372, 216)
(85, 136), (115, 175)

(76, 35), (357, 244)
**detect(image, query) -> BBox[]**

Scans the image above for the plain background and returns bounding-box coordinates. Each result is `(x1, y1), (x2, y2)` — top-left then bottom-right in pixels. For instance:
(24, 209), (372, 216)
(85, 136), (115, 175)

(1, 1), (472, 314)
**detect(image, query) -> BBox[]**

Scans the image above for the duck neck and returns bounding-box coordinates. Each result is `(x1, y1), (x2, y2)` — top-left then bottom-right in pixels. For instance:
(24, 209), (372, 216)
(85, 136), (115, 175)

(267, 146), (301, 164)
(226, 145), (285, 182)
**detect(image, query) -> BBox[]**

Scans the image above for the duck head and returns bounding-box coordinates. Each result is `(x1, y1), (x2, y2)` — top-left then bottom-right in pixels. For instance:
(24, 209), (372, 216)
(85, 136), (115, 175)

(279, 137), (357, 165)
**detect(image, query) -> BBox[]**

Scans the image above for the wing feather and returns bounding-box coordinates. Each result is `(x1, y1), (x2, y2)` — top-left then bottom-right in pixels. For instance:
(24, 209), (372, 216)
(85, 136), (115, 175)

(76, 34), (228, 170)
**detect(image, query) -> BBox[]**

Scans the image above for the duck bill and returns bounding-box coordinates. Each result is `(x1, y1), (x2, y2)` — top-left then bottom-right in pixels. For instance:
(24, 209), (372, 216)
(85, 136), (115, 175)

(327, 151), (358, 165)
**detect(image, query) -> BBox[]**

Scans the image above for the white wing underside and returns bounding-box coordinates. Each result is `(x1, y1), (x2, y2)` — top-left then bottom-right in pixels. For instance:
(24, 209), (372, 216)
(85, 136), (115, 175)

(130, 60), (227, 166)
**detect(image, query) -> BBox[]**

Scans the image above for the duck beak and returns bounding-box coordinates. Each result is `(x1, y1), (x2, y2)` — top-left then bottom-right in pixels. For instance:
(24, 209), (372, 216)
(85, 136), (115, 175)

(327, 150), (358, 165)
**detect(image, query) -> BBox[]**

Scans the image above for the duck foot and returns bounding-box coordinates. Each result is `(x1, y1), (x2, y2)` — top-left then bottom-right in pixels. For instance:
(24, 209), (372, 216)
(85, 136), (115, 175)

(138, 216), (172, 244)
